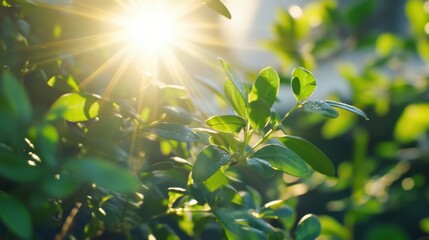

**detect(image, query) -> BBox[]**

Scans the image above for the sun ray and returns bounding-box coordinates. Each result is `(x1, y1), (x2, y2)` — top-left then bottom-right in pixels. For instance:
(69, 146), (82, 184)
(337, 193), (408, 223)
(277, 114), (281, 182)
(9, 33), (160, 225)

(26, 0), (256, 118)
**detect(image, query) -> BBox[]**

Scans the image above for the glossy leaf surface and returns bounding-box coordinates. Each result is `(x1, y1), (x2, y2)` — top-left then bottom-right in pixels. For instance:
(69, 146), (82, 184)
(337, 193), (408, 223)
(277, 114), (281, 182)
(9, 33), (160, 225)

(252, 145), (309, 177)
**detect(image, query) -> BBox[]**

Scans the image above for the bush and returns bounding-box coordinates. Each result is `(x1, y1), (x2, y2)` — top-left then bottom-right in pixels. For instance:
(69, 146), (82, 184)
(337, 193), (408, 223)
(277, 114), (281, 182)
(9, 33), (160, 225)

(2, 0), (427, 239)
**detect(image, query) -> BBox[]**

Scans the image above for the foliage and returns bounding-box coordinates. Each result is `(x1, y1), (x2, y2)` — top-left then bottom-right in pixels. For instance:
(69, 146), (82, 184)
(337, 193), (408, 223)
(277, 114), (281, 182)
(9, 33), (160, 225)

(266, 0), (429, 239)
(0, 0), (368, 239)
(5, 0), (426, 239)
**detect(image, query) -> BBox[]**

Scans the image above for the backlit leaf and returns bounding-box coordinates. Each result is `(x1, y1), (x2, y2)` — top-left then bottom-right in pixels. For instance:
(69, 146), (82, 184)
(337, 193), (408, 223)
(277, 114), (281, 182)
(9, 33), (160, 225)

(47, 75), (79, 92)
(203, 0), (231, 19)
(145, 122), (200, 142)
(248, 100), (271, 130)
(323, 100), (368, 120)
(249, 67), (280, 107)
(192, 145), (231, 183)
(206, 115), (246, 133)
(219, 58), (248, 104)
(394, 103), (429, 143)
(279, 135), (335, 177)
(48, 93), (100, 122)
(252, 145), (309, 177)
(224, 79), (248, 117)
(291, 67), (316, 102)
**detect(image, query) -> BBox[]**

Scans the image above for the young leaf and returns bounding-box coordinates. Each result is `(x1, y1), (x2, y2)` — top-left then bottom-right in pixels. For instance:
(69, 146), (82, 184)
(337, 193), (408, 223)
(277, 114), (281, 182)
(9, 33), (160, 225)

(203, 0), (231, 19)
(279, 135), (335, 177)
(192, 145), (231, 183)
(48, 93), (100, 122)
(295, 214), (322, 240)
(323, 100), (369, 120)
(224, 79), (248, 117)
(301, 100), (339, 118)
(47, 75), (80, 92)
(145, 122), (200, 142)
(208, 131), (241, 152)
(206, 115), (246, 133)
(219, 58), (248, 103)
(247, 158), (277, 178)
(291, 67), (317, 102)
(248, 100), (271, 130)
(2, 71), (32, 122)
(249, 67), (280, 107)
(64, 158), (140, 193)
(251, 145), (309, 177)
(0, 192), (32, 239)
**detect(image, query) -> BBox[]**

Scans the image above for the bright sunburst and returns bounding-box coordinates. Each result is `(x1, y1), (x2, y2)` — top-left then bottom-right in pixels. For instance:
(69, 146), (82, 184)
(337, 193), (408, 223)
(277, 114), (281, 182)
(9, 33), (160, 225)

(28, 0), (252, 111)
(114, 1), (182, 57)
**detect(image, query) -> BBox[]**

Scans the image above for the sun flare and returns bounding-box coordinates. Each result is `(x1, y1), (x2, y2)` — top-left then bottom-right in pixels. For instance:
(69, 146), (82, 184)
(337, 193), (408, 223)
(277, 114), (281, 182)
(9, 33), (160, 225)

(116, 2), (181, 54)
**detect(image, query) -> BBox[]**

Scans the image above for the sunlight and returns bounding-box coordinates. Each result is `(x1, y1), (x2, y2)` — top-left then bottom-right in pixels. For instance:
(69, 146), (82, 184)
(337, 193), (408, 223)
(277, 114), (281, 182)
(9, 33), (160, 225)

(117, 2), (180, 53)
(27, 0), (243, 113)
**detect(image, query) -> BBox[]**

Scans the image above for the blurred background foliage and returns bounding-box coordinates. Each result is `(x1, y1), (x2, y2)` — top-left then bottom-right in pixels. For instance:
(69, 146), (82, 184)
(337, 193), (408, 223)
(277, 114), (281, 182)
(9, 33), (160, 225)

(1, 0), (429, 239)
(264, 0), (429, 239)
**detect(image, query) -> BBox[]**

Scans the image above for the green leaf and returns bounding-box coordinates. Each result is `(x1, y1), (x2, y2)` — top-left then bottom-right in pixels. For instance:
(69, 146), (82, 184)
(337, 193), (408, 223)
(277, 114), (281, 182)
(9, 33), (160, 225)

(168, 187), (186, 208)
(48, 93), (100, 122)
(206, 115), (246, 133)
(224, 78), (248, 118)
(248, 100), (271, 130)
(64, 158), (140, 193)
(262, 200), (296, 230)
(152, 224), (180, 240)
(203, 0), (231, 19)
(394, 103), (429, 143)
(47, 75), (80, 92)
(301, 100), (339, 118)
(219, 58), (248, 104)
(366, 224), (409, 240)
(2, 71), (32, 122)
(247, 158), (276, 178)
(291, 67), (317, 102)
(145, 122), (200, 142)
(208, 131), (241, 152)
(251, 145), (309, 177)
(323, 100), (369, 120)
(204, 169), (229, 192)
(41, 174), (81, 198)
(192, 145), (231, 183)
(0, 192), (32, 239)
(0, 151), (43, 182)
(214, 209), (268, 240)
(279, 135), (335, 177)
(295, 214), (321, 240)
(259, 205), (294, 219)
(163, 106), (200, 124)
(406, 0), (426, 37)
(28, 124), (59, 168)
(249, 67), (280, 107)
(319, 215), (349, 239)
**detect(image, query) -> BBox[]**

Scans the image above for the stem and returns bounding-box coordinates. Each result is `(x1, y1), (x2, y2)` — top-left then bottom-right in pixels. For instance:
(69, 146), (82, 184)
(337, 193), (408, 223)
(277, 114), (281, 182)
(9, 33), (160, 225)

(245, 104), (299, 158)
